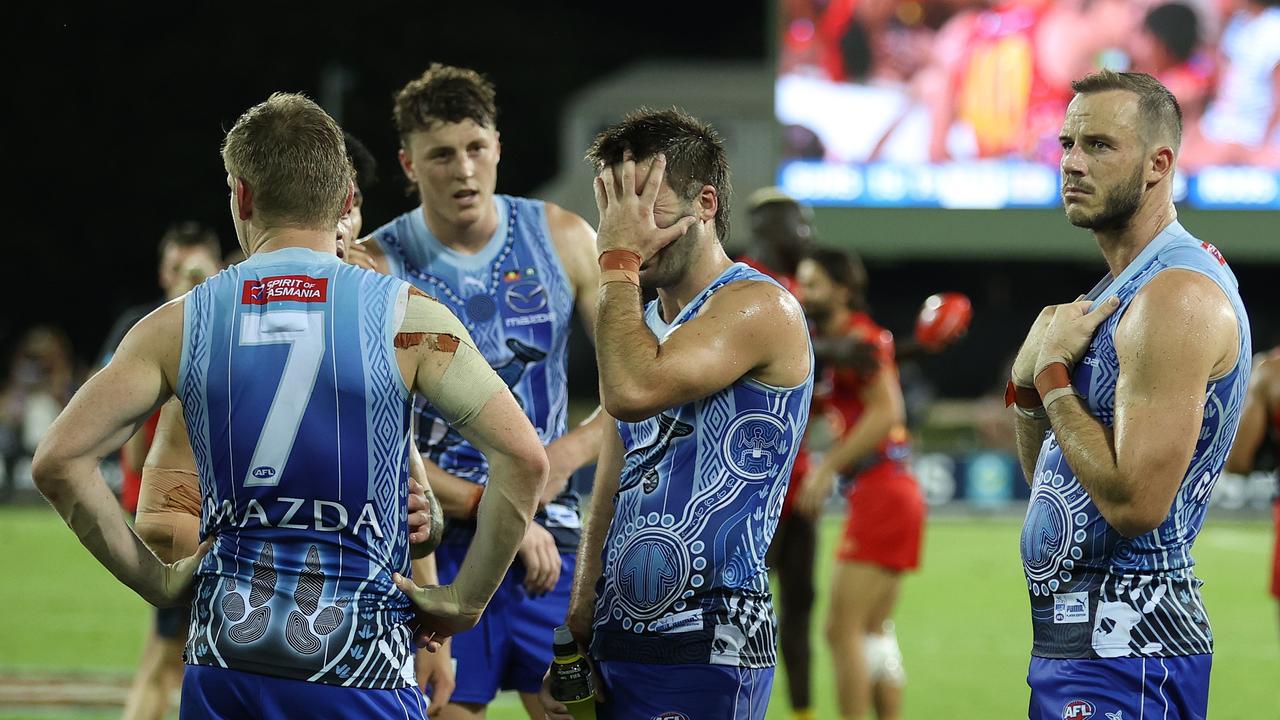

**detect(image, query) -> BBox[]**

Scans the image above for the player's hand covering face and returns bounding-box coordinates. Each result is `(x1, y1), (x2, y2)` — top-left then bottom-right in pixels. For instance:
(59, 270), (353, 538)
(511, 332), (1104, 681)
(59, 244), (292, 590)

(593, 154), (697, 264)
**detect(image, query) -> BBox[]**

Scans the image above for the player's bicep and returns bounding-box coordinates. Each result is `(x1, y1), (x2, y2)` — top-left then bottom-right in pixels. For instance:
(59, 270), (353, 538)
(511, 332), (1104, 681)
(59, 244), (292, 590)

(629, 285), (788, 411)
(1113, 274), (1233, 505)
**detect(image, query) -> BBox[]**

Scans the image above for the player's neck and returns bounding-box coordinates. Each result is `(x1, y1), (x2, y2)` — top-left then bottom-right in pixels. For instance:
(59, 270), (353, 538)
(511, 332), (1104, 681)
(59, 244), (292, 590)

(249, 227), (338, 257)
(819, 306), (851, 337)
(657, 243), (734, 323)
(1092, 199), (1176, 277)
(421, 202), (499, 255)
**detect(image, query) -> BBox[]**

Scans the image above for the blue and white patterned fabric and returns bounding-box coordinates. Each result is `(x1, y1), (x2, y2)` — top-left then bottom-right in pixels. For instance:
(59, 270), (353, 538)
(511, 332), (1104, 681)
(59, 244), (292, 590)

(179, 248), (417, 689)
(591, 263), (813, 668)
(372, 196), (581, 551)
(1020, 222), (1251, 659)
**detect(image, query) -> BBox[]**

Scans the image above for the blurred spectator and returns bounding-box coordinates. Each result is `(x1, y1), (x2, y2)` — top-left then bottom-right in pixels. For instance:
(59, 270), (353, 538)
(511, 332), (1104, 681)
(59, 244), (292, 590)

(97, 222), (223, 368)
(1183, 0), (1280, 167)
(0, 327), (80, 494)
(1129, 3), (1215, 121)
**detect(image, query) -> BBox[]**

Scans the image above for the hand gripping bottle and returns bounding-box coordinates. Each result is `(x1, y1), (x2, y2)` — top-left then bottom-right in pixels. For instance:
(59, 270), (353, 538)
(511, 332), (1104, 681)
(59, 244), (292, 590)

(549, 625), (596, 719)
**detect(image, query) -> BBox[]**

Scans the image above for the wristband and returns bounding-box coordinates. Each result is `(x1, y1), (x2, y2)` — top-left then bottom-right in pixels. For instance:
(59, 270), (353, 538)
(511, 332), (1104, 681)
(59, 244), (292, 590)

(600, 268), (640, 287)
(599, 249), (642, 273)
(465, 485), (484, 520)
(1034, 362), (1072, 399)
(1004, 379), (1043, 410)
(1042, 386), (1081, 408)
(1013, 403), (1048, 420)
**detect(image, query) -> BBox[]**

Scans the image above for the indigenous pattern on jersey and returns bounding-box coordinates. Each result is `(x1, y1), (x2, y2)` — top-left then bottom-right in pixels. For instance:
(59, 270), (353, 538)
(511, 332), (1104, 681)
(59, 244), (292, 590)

(591, 263), (813, 668)
(1020, 222), (1251, 659)
(735, 255), (809, 512)
(816, 311), (911, 480)
(372, 196), (580, 550)
(179, 248), (417, 689)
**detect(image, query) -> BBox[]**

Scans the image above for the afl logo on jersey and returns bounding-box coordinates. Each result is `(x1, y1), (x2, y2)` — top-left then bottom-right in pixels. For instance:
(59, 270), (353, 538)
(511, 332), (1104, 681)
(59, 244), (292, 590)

(504, 280), (547, 313)
(251, 466), (276, 480)
(1062, 699), (1095, 719)
(655, 714), (689, 720)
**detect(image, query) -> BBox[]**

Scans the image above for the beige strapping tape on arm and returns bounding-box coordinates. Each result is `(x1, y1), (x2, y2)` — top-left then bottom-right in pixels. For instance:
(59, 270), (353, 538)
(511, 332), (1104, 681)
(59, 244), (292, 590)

(135, 467), (202, 561)
(398, 287), (508, 427)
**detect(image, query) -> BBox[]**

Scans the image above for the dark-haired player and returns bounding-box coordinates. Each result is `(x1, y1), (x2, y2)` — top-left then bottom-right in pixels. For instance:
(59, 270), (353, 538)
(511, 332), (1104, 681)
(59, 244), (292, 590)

(346, 63), (606, 720)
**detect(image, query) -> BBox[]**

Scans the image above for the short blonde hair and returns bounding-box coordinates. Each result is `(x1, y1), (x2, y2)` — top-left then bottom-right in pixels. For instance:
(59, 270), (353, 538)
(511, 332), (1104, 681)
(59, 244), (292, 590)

(222, 93), (352, 230)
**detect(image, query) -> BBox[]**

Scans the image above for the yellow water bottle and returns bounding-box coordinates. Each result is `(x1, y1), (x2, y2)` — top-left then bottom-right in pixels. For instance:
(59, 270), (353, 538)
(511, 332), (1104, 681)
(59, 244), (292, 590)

(549, 624), (596, 720)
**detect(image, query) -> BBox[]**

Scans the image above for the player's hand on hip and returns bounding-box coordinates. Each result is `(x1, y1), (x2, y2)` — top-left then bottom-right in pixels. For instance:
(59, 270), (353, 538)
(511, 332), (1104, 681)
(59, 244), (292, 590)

(407, 478), (438, 548)
(1011, 306), (1059, 386)
(795, 466), (836, 519)
(593, 153), (697, 262)
(1037, 297), (1121, 375)
(540, 438), (578, 506)
(392, 574), (482, 640)
(517, 523), (562, 597)
(149, 536), (214, 608)
(415, 637), (454, 717)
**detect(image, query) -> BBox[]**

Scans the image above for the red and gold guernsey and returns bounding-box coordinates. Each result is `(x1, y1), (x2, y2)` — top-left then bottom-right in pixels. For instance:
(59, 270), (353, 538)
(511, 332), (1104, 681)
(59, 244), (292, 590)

(817, 312), (911, 477)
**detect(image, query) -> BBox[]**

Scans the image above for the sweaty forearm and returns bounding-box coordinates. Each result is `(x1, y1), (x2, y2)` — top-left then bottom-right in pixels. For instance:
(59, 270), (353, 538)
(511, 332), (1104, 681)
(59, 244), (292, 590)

(452, 454), (542, 613)
(1013, 413), (1050, 485)
(1044, 397), (1137, 529)
(595, 282), (659, 406)
(36, 461), (167, 603)
(568, 472), (617, 630)
(543, 408), (606, 501)
(822, 404), (896, 473)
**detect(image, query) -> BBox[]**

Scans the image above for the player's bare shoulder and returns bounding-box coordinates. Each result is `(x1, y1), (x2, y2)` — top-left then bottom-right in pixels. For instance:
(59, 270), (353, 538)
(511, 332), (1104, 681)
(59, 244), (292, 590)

(698, 278), (811, 387)
(543, 201), (597, 281)
(1120, 268), (1239, 376)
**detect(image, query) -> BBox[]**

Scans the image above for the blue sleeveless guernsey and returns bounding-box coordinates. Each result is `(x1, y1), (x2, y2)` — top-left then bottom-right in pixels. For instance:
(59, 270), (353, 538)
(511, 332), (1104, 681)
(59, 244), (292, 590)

(1020, 221), (1251, 659)
(372, 196), (580, 550)
(179, 247), (418, 689)
(591, 263), (814, 668)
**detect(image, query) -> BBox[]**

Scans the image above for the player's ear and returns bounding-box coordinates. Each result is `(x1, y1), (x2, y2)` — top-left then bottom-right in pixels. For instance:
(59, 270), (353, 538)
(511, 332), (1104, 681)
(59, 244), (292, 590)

(1148, 145), (1175, 185)
(341, 181), (355, 216)
(234, 177), (254, 221)
(697, 184), (718, 227)
(399, 147), (417, 184)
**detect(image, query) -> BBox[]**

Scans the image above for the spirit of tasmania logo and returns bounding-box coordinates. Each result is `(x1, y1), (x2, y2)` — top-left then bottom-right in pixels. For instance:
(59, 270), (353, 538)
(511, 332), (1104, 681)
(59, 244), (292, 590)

(241, 275), (328, 305)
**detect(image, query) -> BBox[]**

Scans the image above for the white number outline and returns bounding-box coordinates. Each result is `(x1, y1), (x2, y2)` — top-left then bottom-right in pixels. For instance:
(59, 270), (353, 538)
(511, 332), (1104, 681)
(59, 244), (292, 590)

(238, 310), (326, 487)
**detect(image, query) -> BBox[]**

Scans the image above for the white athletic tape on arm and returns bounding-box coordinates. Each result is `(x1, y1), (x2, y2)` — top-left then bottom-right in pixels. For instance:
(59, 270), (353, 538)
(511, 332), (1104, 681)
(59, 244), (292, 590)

(398, 288), (507, 427)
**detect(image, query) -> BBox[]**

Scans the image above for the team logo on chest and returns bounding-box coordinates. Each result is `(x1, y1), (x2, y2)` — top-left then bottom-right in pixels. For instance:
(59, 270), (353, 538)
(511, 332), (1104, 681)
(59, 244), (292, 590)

(504, 279), (547, 313)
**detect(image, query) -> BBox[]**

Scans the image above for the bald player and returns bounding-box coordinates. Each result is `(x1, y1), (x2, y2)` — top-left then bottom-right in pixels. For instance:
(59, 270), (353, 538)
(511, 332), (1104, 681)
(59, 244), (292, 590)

(1010, 70), (1250, 719)
(1226, 348), (1280, 638)
(33, 93), (547, 719)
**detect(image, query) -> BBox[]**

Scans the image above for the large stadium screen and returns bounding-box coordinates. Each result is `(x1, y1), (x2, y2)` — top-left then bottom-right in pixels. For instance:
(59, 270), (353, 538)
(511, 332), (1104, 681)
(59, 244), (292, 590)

(775, 0), (1280, 209)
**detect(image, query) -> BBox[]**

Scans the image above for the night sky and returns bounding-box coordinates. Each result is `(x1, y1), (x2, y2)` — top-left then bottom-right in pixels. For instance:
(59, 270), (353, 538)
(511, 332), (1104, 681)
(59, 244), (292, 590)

(9, 1), (768, 368)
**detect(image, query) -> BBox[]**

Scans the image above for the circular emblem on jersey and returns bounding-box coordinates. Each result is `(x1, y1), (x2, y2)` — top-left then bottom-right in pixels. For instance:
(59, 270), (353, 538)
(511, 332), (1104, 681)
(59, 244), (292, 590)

(1062, 699), (1095, 719)
(251, 466), (276, 480)
(1021, 487), (1071, 583)
(504, 280), (547, 313)
(655, 714), (690, 720)
(465, 294), (497, 323)
(721, 412), (788, 481)
(615, 529), (690, 620)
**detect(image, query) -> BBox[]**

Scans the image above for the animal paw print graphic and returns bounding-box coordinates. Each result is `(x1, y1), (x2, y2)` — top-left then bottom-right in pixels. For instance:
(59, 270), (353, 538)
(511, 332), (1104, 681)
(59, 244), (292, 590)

(285, 545), (347, 655)
(221, 542), (276, 644)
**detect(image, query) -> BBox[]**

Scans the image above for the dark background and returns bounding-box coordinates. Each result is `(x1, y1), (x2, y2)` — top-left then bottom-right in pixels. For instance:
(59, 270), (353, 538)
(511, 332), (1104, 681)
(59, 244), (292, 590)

(7, 2), (1278, 399)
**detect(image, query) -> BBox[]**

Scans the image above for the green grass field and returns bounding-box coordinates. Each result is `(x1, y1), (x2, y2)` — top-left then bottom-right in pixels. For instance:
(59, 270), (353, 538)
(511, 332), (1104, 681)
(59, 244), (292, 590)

(1, 505), (1276, 719)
